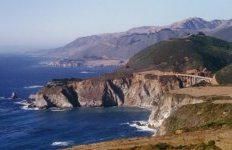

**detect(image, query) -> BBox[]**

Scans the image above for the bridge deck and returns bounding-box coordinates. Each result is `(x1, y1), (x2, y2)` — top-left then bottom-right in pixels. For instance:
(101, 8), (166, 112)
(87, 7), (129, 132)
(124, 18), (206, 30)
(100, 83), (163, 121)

(175, 73), (213, 80)
(136, 70), (213, 80)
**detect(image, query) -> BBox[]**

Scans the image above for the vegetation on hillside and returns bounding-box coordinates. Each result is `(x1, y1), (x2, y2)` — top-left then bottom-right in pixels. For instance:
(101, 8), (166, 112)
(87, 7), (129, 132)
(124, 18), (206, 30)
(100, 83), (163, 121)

(163, 103), (232, 134)
(127, 34), (232, 73)
(216, 64), (232, 84)
(123, 141), (220, 150)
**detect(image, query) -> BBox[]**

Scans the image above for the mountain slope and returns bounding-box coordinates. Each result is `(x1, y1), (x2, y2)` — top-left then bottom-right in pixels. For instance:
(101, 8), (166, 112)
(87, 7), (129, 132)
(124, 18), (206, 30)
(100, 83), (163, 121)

(126, 34), (232, 73)
(46, 29), (188, 60)
(211, 26), (232, 42)
(170, 18), (232, 30)
(42, 18), (232, 61)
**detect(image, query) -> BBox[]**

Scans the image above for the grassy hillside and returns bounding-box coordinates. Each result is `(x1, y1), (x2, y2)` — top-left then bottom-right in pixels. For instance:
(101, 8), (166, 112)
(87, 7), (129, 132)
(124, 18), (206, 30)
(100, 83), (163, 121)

(216, 64), (232, 84)
(126, 34), (232, 73)
(163, 102), (232, 134)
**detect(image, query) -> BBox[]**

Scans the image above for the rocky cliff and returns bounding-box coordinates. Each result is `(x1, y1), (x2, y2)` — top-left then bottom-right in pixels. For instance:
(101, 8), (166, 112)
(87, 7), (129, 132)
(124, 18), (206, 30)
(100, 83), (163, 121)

(31, 72), (182, 109)
(29, 71), (208, 135)
(148, 94), (203, 134)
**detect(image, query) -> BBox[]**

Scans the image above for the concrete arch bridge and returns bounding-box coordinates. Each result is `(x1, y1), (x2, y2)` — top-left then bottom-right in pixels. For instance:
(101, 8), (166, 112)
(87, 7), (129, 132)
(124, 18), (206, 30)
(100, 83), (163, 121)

(175, 73), (214, 88)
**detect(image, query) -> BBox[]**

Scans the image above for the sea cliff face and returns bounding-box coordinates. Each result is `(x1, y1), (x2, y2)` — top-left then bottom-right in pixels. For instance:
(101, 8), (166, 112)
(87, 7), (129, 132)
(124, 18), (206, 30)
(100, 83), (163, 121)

(148, 94), (203, 135)
(31, 73), (181, 109)
(30, 71), (205, 134)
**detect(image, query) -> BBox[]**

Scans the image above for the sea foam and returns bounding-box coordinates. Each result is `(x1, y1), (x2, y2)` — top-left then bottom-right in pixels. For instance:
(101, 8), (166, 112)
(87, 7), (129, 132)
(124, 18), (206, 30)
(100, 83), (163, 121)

(80, 71), (93, 74)
(14, 100), (39, 111)
(123, 121), (155, 133)
(14, 100), (27, 105)
(51, 141), (74, 146)
(0, 96), (13, 100)
(24, 85), (43, 89)
(21, 105), (39, 111)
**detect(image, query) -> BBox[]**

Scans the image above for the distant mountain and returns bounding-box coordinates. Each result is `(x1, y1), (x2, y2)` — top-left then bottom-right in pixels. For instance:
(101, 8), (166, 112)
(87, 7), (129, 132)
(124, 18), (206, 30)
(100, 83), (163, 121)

(126, 34), (232, 73)
(170, 18), (232, 30)
(39, 18), (232, 65)
(210, 26), (232, 42)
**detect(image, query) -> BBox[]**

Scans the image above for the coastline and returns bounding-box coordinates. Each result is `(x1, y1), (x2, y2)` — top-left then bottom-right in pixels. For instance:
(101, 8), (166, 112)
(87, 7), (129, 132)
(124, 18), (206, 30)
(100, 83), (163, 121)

(67, 86), (232, 149)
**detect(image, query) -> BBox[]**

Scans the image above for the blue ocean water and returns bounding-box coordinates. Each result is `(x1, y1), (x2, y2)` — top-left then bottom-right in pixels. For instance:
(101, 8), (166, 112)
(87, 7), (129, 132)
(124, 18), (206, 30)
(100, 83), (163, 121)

(0, 55), (153, 150)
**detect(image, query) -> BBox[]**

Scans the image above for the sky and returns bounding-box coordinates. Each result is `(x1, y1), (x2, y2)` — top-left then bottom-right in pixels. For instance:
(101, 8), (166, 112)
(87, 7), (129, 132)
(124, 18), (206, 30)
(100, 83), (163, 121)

(0, 0), (231, 51)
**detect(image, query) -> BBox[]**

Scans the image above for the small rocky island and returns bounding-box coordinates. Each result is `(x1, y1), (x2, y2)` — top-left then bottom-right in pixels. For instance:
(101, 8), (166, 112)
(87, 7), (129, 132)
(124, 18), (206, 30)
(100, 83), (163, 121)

(29, 34), (232, 149)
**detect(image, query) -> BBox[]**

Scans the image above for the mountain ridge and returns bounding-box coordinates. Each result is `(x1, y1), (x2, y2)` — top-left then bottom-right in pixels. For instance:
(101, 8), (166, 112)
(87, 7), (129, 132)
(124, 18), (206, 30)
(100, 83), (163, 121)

(38, 17), (232, 66)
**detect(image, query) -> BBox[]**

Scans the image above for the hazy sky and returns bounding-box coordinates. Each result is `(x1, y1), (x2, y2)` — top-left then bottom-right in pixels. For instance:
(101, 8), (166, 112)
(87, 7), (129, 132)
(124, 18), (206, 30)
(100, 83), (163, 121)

(0, 0), (231, 50)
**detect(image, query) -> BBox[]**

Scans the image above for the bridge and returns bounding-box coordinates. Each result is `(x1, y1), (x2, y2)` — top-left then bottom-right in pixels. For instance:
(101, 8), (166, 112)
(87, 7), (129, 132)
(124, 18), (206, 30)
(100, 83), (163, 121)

(174, 73), (214, 88)
(136, 70), (216, 88)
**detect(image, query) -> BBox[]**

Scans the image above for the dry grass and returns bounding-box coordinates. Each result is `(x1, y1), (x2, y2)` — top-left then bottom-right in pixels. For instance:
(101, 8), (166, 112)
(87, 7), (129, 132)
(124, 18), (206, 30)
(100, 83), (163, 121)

(67, 129), (232, 150)
(213, 100), (232, 104)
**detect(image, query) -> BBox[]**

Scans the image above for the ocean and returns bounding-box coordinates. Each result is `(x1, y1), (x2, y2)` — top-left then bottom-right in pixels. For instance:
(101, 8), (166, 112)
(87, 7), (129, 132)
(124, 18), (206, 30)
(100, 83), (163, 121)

(0, 55), (153, 150)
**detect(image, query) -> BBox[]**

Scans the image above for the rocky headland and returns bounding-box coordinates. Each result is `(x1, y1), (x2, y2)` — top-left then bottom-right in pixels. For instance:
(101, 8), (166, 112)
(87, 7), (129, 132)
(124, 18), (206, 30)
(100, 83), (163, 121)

(28, 69), (216, 134)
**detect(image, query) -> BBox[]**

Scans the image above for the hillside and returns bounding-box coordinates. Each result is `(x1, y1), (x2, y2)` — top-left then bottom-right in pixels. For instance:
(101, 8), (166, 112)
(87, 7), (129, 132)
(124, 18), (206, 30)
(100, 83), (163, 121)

(70, 129), (231, 150)
(216, 64), (232, 84)
(126, 34), (232, 74)
(38, 18), (232, 64)
(162, 102), (232, 134)
(211, 26), (232, 42)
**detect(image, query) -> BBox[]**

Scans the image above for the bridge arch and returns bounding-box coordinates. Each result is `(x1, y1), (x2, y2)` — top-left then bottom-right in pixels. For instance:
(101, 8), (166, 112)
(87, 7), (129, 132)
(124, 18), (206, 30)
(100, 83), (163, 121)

(175, 74), (213, 88)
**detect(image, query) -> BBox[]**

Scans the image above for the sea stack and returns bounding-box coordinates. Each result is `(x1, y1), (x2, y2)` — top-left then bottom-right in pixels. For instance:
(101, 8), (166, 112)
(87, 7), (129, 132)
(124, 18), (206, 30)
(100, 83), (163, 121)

(11, 92), (17, 99)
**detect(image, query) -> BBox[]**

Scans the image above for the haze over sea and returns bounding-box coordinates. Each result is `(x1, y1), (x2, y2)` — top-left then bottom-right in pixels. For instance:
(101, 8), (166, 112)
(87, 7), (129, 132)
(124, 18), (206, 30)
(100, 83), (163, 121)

(0, 55), (152, 149)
